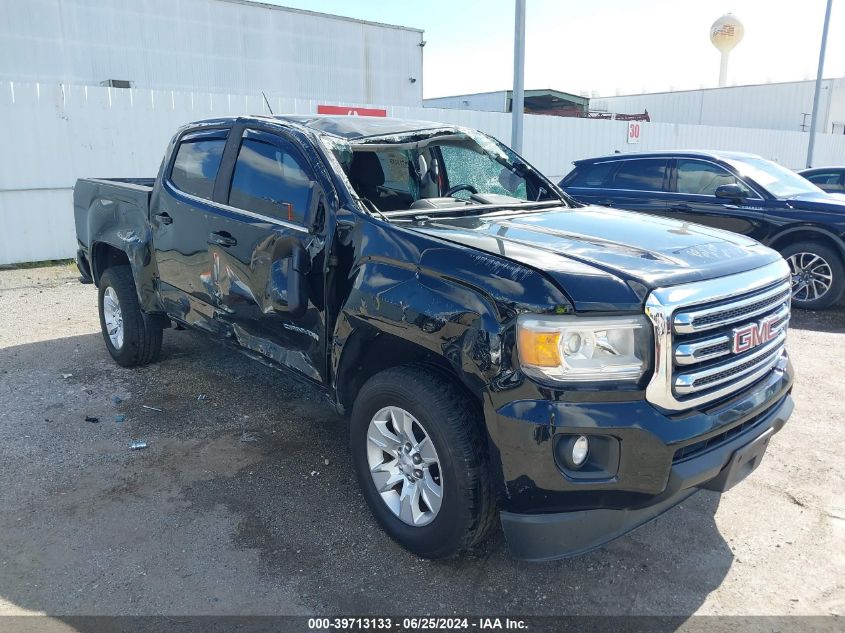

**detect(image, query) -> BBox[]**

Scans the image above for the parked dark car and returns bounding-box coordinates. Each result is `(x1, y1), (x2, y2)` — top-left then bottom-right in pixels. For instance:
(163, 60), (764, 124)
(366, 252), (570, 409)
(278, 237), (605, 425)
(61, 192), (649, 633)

(799, 166), (845, 194)
(561, 151), (845, 310)
(74, 117), (794, 561)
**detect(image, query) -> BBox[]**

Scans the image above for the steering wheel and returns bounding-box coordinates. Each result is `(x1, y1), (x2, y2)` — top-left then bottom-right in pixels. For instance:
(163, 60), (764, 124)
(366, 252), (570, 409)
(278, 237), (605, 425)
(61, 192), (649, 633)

(444, 183), (478, 197)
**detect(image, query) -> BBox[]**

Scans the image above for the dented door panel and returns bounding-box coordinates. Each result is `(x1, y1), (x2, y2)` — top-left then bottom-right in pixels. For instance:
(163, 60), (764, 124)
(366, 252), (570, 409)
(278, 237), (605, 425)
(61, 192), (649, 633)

(203, 209), (326, 383)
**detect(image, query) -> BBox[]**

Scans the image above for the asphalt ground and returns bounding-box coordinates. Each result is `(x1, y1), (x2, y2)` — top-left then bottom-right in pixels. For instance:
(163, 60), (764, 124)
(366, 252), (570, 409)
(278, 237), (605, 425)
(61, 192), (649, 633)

(0, 264), (842, 622)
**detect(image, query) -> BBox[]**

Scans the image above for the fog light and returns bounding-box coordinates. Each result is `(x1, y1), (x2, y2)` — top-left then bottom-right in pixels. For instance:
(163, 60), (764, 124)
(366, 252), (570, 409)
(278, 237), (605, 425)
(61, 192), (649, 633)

(571, 435), (589, 467)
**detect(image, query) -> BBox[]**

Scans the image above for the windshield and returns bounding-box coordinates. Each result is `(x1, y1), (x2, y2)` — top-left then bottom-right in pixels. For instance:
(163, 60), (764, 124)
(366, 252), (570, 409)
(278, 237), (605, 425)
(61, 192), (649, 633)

(726, 156), (825, 199)
(319, 128), (561, 214)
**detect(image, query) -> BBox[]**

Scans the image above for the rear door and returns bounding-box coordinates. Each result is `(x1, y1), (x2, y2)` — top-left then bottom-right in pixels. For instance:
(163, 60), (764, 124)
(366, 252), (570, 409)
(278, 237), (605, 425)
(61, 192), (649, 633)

(204, 124), (329, 383)
(559, 161), (618, 206)
(153, 127), (229, 321)
(663, 158), (766, 239)
(599, 157), (671, 214)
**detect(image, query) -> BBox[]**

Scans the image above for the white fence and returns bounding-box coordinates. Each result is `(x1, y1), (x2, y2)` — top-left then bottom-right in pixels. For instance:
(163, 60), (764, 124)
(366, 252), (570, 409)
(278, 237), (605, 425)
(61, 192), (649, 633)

(2, 80), (845, 265)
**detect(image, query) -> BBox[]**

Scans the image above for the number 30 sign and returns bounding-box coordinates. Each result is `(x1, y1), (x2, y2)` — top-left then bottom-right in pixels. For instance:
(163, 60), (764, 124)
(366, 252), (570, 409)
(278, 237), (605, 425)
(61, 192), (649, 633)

(627, 122), (641, 144)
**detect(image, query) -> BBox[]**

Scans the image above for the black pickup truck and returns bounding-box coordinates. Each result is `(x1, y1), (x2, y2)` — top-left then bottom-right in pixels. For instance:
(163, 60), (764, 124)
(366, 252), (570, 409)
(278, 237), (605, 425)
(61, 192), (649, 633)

(74, 116), (794, 561)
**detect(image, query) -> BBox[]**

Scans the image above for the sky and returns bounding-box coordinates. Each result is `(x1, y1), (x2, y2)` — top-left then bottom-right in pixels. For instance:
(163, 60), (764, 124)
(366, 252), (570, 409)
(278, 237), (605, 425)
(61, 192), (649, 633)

(269, 0), (843, 99)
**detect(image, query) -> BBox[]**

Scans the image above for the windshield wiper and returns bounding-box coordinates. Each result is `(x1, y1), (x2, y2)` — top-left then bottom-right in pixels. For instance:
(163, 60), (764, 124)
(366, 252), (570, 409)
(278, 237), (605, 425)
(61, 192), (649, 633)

(354, 195), (391, 222)
(383, 199), (563, 220)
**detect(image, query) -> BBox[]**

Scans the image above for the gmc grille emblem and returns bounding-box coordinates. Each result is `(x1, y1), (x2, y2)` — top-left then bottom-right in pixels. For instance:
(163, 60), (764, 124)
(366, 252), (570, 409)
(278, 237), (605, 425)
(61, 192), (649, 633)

(732, 315), (780, 354)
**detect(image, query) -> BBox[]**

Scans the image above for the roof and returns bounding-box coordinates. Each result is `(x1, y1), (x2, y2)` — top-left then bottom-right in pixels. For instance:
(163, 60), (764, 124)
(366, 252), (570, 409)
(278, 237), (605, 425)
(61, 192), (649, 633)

(275, 115), (452, 140)
(518, 89), (589, 107)
(798, 166), (845, 174)
(601, 77), (845, 100)
(213, 0), (424, 33)
(574, 150), (762, 164)
(190, 115), (457, 140)
(425, 88), (588, 111)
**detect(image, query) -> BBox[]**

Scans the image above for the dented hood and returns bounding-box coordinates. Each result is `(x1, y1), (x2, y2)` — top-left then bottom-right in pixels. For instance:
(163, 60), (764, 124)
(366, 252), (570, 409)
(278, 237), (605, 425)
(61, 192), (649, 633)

(410, 204), (782, 311)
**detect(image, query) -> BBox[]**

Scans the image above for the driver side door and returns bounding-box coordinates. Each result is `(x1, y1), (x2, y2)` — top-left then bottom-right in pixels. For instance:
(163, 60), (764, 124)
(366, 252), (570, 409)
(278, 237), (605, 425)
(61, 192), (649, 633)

(205, 125), (329, 384)
(663, 159), (767, 241)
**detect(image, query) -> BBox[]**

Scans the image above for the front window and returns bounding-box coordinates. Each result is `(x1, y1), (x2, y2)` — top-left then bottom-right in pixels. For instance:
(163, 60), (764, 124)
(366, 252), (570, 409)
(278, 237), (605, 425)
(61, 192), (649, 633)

(320, 128), (560, 213)
(726, 157), (824, 199)
(675, 159), (749, 196)
(228, 134), (315, 224)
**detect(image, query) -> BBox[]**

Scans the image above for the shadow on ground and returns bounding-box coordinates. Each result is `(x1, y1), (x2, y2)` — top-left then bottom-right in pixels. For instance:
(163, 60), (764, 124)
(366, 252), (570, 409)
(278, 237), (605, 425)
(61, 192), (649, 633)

(788, 304), (845, 334)
(0, 327), (734, 621)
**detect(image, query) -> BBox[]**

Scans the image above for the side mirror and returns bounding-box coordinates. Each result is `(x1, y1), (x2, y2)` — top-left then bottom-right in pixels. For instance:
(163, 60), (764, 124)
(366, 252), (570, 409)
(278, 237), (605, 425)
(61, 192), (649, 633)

(715, 183), (747, 200)
(287, 244), (311, 319)
(267, 237), (311, 318)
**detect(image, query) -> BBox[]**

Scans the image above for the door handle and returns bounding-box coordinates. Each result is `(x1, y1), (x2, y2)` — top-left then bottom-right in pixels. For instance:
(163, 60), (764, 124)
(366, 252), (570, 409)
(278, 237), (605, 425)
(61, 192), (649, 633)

(597, 199), (614, 207)
(207, 231), (237, 248)
(154, 212), (173, 225)
(671, 204), (692, 212)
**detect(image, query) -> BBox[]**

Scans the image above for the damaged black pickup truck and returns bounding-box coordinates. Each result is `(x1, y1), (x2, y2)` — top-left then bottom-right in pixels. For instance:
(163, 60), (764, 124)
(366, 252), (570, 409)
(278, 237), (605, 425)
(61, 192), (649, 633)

(74, 115), (794, 561)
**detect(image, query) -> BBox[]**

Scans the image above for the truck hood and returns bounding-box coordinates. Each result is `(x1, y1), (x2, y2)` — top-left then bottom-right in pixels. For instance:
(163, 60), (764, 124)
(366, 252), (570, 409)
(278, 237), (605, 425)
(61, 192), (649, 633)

(410, 204), (781, 311)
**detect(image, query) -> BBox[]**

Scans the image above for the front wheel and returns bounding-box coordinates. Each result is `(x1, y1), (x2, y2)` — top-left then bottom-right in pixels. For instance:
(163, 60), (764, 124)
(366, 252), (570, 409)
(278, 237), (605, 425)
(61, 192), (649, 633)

(781, 242), (845, 310)
(350, 366), (497, 559)
(98, 266), (163, 367)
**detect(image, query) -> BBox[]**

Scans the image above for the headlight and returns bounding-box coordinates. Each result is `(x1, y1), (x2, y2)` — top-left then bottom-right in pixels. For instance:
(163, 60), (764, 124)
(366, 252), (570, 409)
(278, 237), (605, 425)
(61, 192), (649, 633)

(517, 314), (649, 384)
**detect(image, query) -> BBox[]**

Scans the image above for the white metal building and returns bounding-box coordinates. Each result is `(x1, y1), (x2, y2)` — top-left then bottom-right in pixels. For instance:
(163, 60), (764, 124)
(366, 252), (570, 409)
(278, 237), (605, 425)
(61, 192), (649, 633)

(0, 0), (424, 106)
(593, 78), (845, 134)
(424, 89), (589, 114)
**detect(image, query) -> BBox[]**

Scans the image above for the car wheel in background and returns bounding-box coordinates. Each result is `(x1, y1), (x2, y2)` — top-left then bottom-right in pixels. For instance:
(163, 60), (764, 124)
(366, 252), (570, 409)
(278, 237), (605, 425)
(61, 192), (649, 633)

(781, 242), (845, 310)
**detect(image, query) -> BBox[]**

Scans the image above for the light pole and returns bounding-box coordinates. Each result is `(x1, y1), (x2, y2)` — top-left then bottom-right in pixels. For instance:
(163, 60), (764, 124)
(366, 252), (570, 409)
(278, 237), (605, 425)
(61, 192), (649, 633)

(511, 0), (526, 153)
(807, 0), (834, 168)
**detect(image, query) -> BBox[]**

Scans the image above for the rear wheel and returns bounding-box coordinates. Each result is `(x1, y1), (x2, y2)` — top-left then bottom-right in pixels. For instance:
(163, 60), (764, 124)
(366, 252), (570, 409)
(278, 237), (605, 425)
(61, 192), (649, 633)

(98, 266), (163, 367)
(350, 366), (497, 559)
(781, 242), (845, 310)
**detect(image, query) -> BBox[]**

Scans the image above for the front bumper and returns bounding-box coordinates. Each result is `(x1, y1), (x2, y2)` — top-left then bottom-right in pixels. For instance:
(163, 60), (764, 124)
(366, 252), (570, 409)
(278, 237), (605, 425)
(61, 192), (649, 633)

(489, 354), (794, 561)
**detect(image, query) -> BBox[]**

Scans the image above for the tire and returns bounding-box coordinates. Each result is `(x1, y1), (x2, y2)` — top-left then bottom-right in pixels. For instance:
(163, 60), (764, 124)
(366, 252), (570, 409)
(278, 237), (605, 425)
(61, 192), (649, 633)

(98, 265), (163, 367)
(780, 242), (845, 311)
(350, 365), (497, 559)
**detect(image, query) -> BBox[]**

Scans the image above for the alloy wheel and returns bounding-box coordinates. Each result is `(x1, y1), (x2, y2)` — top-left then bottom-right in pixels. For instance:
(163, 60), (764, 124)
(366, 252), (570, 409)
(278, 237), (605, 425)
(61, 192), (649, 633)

(366, 406), (443, 527)
(102, 286), (124, 349)
(788, 252), (833, 303)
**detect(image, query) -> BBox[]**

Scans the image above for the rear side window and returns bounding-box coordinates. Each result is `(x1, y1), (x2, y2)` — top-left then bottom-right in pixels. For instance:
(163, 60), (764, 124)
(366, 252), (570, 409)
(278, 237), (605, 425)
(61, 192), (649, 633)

(228, 135), (315, 224)
(170, 139), (226, 200)
(676, 159), (744, 195)
(611, 159), (669, 191)
(563, 161), (616, 188)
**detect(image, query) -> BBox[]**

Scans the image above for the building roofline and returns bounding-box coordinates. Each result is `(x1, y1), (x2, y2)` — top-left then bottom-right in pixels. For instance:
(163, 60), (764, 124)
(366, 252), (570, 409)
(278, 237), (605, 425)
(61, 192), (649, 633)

(212, 0), (424, 34)
(424, 90), (508, 101)
(600, 76), (845, 100)
(425, 88), (587, 103)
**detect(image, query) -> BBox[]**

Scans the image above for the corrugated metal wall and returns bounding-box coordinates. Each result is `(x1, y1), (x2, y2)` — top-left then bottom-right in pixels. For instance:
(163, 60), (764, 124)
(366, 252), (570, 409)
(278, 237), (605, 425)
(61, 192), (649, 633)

(2, 80), (845, 265)
(0, 0), (424, 106)
(595, 79), (845, 133)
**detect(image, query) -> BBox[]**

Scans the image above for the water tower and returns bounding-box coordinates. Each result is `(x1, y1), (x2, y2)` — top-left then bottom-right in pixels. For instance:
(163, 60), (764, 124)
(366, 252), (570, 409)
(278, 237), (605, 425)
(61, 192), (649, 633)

(710, 13), (745, 87)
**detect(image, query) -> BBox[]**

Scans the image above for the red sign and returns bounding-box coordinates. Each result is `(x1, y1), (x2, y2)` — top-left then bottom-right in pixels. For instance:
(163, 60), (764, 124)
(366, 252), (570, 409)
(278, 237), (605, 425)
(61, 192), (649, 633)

(317, 104), (387, 117)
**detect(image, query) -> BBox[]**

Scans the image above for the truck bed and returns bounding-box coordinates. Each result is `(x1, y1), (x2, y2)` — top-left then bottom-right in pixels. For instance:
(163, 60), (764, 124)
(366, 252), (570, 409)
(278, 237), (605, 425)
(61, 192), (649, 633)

(73, 177), (155, 275)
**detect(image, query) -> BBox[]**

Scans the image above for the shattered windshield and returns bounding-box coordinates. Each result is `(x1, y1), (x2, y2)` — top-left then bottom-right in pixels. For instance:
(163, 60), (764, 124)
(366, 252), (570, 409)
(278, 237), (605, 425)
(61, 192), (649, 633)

(319, 128), (562, 214)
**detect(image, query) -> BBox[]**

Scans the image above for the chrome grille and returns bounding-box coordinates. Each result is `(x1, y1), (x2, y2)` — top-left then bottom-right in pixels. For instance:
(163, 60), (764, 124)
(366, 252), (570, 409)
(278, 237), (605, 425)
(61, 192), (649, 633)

(645, 260), (791, 411)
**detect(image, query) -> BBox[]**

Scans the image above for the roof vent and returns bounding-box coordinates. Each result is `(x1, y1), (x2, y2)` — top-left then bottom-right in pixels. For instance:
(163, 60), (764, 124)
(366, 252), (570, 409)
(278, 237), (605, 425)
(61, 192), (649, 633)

(99, 79), (133, 89)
